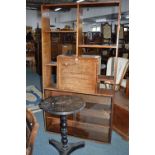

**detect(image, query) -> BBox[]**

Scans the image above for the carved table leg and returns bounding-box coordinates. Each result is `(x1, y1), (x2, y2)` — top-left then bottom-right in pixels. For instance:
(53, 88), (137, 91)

(60, 115), (68, 148)
(49, 115), (85, 155)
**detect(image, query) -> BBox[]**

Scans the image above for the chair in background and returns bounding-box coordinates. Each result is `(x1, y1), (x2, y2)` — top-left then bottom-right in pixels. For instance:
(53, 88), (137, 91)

(120, 78), (129, 98)
(102, 23), (112, 45)
(26, 42), (36, 72)
(98, 57), (129, 91)
(101, 23), (112, 73)
(26, 109), (39, 155)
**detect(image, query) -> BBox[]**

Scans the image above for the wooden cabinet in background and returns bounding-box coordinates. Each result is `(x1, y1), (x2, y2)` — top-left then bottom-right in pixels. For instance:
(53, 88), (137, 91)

(35, 28), (42, 75)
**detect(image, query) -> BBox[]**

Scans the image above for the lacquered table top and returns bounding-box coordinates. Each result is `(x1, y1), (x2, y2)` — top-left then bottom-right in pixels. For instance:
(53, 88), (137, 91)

(40, 95), (85, 115)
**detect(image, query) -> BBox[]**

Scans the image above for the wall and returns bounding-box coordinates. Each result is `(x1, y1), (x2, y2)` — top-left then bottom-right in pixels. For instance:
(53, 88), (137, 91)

(26, 9), (41, 30)
(26, 9), (73, 30)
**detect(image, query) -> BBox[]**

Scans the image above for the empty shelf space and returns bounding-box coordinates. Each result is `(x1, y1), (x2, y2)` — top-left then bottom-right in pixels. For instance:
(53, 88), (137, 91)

(78, 44), (117, 49)
(45, 30), (77, 33)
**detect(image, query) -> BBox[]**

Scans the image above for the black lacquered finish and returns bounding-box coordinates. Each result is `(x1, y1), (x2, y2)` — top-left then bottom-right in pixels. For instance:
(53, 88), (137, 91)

(40, 95), (85, 115)
(40, 95), (86, 155)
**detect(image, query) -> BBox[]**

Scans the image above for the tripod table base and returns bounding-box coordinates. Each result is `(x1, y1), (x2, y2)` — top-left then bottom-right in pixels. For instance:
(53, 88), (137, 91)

(49, 139), (85, 155)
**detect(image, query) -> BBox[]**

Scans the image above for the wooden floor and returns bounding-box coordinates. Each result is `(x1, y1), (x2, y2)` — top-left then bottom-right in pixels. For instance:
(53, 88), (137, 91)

(112, 89), (129, 140)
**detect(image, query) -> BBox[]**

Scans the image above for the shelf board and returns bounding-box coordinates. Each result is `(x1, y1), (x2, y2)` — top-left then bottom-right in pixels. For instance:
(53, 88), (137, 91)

(79, 1), (120, 7)
(46, 61), (57, 66)
(44, 86), (114, 97)
(45, 30), (76, 33)
(79, 44), (117, 49)
(42, 3), (77, 9)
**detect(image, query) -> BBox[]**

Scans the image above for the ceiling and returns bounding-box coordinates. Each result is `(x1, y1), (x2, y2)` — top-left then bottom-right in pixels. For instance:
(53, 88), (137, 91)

(26, 0), (104, 10)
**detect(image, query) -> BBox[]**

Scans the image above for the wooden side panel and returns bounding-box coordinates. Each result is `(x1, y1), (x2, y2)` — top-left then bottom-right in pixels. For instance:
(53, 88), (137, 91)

(76, 4), (83, 56)
(112, 103), (129, 140)
(114, 2), (122, 86)
(57, 55), (98, 94)
(41, 6), (52, 89)
(126, 79), (129, 98)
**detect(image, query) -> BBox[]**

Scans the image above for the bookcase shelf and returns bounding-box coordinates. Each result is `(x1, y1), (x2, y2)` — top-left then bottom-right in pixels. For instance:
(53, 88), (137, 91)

(79, 44), (117, 49)
(41, 0), (122, 143)
(45, 30), (77, 33)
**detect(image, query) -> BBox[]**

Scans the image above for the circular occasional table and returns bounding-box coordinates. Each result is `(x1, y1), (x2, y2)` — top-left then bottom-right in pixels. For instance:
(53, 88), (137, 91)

(40, 95), (86, 155)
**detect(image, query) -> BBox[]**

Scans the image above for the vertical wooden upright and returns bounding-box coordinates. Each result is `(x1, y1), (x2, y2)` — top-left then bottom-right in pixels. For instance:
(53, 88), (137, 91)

(76, 3), (83, 56)
(41, 6), (52, 99)
(114, 0), (122, 88)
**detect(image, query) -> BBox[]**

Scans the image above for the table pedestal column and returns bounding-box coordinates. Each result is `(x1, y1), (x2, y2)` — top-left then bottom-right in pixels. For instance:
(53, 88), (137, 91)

(49, 115), (85, 155)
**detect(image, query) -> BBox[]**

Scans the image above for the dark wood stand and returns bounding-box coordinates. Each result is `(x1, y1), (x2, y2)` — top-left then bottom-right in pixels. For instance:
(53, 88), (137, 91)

(40, 96), (86, 155)
(49, 115), (85, 155)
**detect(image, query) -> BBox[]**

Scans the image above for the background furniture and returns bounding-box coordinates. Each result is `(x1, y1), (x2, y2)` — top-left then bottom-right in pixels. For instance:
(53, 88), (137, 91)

(40, 96), (85, 155)
(26, 109), (39, 155)
(101, 23), (112, 45)
(98, 57), (129, 90)
(34, 28), (42, 75)
(26, 42), (36, 72)
(26, 53), (36, 72)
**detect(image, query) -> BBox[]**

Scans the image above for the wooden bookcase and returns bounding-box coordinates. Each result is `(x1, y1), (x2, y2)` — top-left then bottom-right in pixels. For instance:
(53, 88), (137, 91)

(41, 1), (122, 143)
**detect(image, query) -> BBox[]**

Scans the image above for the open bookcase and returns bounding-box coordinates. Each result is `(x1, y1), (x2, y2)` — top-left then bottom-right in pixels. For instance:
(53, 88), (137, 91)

(41, 0), (122, 143)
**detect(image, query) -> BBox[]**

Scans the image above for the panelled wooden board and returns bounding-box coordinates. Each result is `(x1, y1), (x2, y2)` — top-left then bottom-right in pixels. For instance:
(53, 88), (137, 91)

(57, 55), (101, 94)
